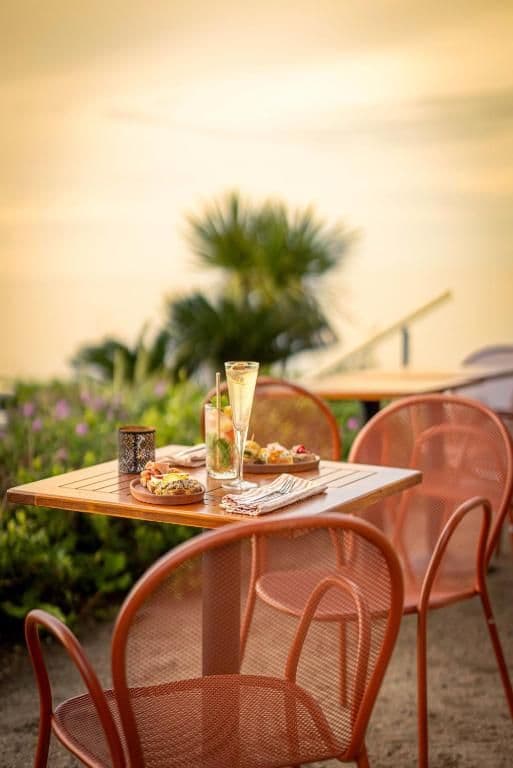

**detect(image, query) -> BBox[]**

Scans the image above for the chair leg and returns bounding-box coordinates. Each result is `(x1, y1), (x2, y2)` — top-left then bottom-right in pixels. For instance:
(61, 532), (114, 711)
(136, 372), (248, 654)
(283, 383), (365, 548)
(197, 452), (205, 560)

(479, 588), (513, 718)
(33, 708), (51, 768)
(356, 742), (370, 767)
(494, 526), (502, 558)
(416, 609), (429, 768)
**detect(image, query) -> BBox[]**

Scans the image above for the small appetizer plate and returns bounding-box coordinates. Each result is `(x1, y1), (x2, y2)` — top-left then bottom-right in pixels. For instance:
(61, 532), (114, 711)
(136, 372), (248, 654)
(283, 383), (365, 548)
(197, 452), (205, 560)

(244, 455), (320, 474)
(129, 479), (205, 505)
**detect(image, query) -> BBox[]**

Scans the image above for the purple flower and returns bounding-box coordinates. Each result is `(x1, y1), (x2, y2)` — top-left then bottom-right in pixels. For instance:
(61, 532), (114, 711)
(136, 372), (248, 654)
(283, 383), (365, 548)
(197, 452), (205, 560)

(80, 391), (91, 405)
(154, 380), (167, 397)
(31, 417), (43, 432)
(75, 422), (89, 436)
(346, 417), (360, 431)
(22, 402), (35, 418)
(55, 447), (68, 462)
(54, 399), (71, 420)
(90, 396), (105, 412)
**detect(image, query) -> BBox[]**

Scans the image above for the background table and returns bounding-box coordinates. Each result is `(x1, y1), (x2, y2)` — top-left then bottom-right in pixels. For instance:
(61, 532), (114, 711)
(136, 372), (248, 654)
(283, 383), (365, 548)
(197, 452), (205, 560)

(301, 366), (513, 421)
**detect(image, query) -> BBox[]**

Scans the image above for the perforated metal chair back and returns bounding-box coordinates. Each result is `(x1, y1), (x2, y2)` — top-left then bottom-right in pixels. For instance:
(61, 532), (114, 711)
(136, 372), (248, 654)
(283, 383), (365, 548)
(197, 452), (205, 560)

(104, 514), (402, 767)
(349, 394), (513, 598)
(202, 376), (341, 460)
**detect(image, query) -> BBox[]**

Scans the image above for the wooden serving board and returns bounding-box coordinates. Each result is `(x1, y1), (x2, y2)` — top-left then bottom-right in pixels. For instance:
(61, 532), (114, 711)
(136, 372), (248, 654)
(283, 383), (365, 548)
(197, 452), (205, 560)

(129, 479), (205, 506)
(244, 456), (320, 474)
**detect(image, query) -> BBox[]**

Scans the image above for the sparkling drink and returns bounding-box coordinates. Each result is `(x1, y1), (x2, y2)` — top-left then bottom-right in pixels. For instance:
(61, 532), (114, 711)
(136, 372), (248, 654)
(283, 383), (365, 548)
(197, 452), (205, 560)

(226, 362), (259, 429)
(223, 361), (259, 490)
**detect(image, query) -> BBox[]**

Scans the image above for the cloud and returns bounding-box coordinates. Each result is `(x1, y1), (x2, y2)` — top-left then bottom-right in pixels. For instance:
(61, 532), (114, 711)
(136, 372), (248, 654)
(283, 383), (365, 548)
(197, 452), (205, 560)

(0, 0), (509, 84)
(102, 84), (513, 151)
(314, 87), (513, 146)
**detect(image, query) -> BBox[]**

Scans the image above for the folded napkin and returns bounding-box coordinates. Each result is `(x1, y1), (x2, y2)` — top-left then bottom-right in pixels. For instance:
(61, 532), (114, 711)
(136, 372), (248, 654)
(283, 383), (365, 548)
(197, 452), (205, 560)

(220, 473), (327, 516)
(163, 444), (206, 468)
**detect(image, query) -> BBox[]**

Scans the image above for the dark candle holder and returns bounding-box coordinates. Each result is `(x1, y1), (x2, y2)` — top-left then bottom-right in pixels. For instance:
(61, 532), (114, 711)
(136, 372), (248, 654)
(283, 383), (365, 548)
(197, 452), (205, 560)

(118, 425), (156, 473)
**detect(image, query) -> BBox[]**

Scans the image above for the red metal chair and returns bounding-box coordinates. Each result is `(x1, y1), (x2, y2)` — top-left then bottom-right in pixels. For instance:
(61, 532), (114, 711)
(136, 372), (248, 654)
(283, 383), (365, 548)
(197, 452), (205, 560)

(455, 346), (513, 553)
(248, 394), (513, 767)
(349, 394), (513, 767)
(26, 514), (403, 768)
(202, 376), (342, 460)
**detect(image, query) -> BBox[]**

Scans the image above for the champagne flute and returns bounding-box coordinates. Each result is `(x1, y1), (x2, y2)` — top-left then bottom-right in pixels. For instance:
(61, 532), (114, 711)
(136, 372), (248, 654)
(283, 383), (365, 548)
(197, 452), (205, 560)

(223, 361), (259, 490)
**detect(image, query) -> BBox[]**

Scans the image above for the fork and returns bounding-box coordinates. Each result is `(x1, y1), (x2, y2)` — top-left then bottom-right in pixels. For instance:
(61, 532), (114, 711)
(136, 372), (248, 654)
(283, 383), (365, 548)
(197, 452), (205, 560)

(239, 476), (298, 505)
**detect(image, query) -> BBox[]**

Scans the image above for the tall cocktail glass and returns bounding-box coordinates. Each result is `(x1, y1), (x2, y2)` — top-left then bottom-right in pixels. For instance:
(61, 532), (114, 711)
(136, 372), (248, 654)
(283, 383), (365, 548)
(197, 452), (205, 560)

(204, 402), (236, 480)
(223, 361), (259, 490)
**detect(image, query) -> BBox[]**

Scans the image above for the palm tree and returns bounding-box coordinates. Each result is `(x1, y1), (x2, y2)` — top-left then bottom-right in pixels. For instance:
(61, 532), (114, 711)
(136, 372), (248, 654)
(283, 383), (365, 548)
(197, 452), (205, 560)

(166, 292), (336, 379)
(187, 192), (348, 300)
(71, 192), (351, 383)
(71, 329), (170, 384)
(166, 192), (351, 377)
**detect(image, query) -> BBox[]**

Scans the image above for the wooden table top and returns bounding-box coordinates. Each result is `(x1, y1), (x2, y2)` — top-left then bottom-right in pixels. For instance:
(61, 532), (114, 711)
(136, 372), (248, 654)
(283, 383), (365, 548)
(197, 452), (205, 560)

(301, 366), (513, 401)
(7, 445), (421, 529)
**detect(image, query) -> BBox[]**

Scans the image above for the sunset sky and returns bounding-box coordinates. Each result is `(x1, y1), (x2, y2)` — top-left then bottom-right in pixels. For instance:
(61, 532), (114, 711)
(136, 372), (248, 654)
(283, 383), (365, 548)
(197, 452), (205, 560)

(1, 1), (512, 377)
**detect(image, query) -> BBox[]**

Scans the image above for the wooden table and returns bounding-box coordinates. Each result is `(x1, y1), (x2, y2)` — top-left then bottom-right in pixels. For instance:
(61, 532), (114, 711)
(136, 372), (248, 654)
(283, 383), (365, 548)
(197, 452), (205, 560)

(301, 366), (513, 422)
(7, 445), (422, 529)
(7, 447), (421, 676)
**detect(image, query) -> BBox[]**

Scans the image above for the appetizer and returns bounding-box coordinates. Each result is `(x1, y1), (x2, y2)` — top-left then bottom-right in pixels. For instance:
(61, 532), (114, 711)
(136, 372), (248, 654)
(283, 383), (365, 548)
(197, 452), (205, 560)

(140, 461), (204, 496)
(140, 459), (174, 487)
(244, 441), (317, 465)
(243, 439), (262, 461)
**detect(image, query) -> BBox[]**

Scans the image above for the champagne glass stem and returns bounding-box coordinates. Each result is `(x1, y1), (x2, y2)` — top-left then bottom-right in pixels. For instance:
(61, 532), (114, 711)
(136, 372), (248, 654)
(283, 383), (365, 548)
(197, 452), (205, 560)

(234, 425), (248, 486)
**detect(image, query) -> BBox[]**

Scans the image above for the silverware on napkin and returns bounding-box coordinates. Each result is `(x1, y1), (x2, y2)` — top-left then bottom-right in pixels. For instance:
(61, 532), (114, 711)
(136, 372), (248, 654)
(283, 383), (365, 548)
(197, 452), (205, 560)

(220, 473), (327, 516)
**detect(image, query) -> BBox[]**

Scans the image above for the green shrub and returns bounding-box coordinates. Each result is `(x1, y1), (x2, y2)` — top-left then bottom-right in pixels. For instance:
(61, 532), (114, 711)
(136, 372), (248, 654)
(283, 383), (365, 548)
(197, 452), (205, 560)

(0, 378), (202, 639)
(328, 400), (364, 459)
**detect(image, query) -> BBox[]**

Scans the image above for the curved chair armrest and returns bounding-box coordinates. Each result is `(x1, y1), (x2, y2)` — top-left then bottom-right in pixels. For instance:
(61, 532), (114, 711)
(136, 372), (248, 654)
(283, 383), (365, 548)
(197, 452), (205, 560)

(418, 496), (492, 614)
(285, 574), (371, 726)
(25, 609), (126, 768)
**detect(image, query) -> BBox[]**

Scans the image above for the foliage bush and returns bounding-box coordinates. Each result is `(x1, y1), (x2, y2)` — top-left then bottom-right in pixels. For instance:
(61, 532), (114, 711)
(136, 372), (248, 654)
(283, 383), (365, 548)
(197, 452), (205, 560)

(328, 400), (364, 459)
(0, 377), (203, 640)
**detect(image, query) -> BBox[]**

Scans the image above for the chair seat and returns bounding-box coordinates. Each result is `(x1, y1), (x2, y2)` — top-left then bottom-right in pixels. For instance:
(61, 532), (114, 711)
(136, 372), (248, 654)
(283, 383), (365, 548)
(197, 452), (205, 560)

(256, 566), (477, 619)
(53, 674), (344, 768)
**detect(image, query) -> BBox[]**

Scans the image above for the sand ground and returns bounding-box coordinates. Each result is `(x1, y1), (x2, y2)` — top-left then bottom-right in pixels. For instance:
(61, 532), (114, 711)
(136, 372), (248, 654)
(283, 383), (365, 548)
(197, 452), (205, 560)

(1, 553), (512, 768)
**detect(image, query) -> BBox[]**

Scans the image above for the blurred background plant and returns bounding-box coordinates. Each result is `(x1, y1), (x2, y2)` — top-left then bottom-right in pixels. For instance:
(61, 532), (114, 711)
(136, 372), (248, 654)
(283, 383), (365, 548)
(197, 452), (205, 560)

(0, 377), (202, 640)
(71, 328), (171, 385)
(167, 192), (351, 377)
(72, 192), (351, 382)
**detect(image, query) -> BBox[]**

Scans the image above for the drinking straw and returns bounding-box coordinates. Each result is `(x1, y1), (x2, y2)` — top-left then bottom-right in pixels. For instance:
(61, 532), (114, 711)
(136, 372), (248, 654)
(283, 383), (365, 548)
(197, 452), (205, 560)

(215, 372), (221, 468)
(215, 371), (221, 439)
